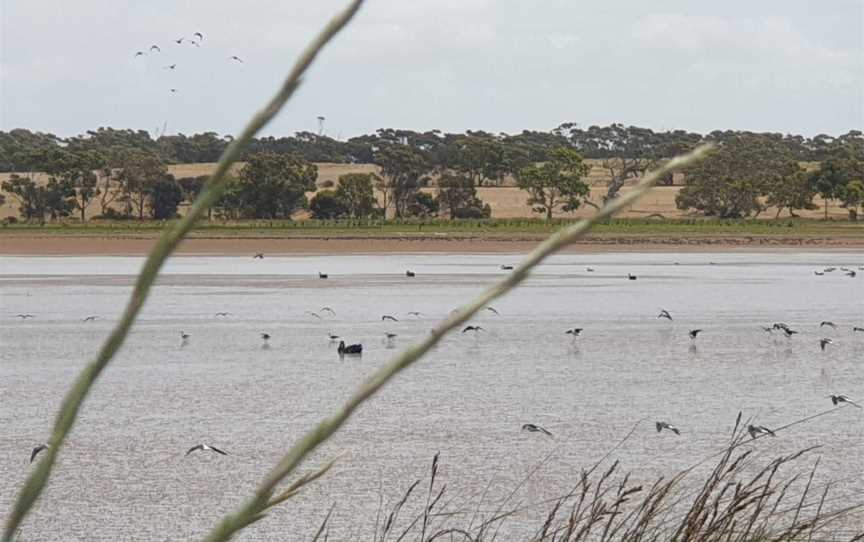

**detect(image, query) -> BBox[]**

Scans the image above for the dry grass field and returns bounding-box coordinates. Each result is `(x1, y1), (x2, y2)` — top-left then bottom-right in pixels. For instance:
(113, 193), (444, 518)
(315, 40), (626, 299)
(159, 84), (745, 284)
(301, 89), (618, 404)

(0, 161), (850, 221)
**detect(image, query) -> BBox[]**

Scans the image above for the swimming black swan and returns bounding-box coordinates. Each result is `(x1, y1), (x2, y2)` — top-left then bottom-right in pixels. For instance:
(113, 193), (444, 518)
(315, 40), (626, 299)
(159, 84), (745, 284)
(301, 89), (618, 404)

(338, 340), (362, 355)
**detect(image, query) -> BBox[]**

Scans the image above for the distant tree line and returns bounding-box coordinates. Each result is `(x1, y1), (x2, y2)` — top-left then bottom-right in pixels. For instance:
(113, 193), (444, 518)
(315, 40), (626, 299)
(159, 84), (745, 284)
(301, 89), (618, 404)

(1, 125), (862, 222)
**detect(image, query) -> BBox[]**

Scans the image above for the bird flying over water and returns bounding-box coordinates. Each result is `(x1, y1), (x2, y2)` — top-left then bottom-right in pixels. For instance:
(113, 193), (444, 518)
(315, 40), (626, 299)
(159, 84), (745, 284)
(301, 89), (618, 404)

(814, 271), (824, 276)
(320, 307), (336, 316)
(747, 424), (776, 439)
(306, 311), (322, 319)
(689, 329), (702, 340)
(149, 44), (161, 52)
(229, 55), (243, 63)
(164, 64), (177, 70)
(169, 88), (178, 93)
(819, 338), (833, 351)
(655, 421), (680, 435)
(193, 32), (204, 41)
(820, 321), (837, 328)
(565, 328), (583, 336)
(16, 314), (34, 319)
(174, 37), (184, 44)
(772, 323), (791, 331)
(485, 306), (500, 315)
(215, 312), (230, 318)
(462, 325), (483, 333)
(30, 444), (49, 463)
(407, 311), (422, 317)
(134, 51), (145, 57)
(781, 328), (798, 338)
(253, 253), (264, 259)
(83, 316), (98, 322)
(384, 332), (397, 339)
(382, 315), (399, 322)
(186, 443), (228, 456)
(830, 394), (861, 408)
(521, 423), (552, 436)
(658, 309), (672, 321)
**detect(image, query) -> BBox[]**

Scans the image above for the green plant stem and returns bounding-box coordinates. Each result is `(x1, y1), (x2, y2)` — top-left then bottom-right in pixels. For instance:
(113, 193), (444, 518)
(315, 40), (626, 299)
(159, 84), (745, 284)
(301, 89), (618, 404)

(201, 145), (714, 541)
(0, 2), (364, 540)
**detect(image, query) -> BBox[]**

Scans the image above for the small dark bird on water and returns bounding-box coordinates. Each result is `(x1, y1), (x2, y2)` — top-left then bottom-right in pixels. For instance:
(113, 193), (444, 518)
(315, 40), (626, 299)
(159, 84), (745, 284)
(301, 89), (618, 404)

(318, 272), (328, 279)
(500, 265), (514, 270)
(830, 394), (862, 408)
(689, 329), (702, 340)
(772, 323), (791, 331)
(337, 340), (362, 355)
(846, 270), (857, 277)
(407, 311), (422, 317)
(819, 338), (833, 351)
(627, 273), (637, 280)
(586, 267), (595, 272)
(327, 333), (339, 340)
(521, 423), (552, 436)
(405, 270), (416, 277)
(253, 253), (264, 259)
(565, 328), (583, 336)
(30, 444), (49, 463)
(164, 64), (177, 70)
(186, 443), (228, 456)
(261, 333), (271, 342)
(384, 332), (397, 339)
(174, 37), (184, 44)
(814, 271), (824, 276)
(169, 88), (179, 93)
(382, 315), (399, 322)
(854, 327), (864, 333)
(180, 331), (190, 341)
(462, 325), (484, 333)
(658, 309), (673, 321)
(134, 51), (145, 57)
(747, 425), (776, 439)
(820, 321), (837, 328)
(655, 421), (680, 435)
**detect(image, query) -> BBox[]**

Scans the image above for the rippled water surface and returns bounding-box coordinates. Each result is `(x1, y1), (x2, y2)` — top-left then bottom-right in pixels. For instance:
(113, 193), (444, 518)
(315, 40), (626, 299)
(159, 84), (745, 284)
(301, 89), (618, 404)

(1, 251), (863, 540)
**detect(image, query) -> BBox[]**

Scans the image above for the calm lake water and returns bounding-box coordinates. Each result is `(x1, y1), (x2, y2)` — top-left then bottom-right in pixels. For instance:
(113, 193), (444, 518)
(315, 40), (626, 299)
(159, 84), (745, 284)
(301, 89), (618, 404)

(1, 251), (863, 540)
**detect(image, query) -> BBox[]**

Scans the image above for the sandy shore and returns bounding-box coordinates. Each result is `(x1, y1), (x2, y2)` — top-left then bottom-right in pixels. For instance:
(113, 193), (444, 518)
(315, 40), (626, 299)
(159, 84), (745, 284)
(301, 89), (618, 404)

(1, 234), (863, 255)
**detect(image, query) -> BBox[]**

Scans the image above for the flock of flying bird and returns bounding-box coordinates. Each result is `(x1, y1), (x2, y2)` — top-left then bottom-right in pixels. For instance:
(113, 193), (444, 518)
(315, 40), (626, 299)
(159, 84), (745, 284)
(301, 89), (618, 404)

(133, 31), (243, 94)
(19, 255), (864, 462)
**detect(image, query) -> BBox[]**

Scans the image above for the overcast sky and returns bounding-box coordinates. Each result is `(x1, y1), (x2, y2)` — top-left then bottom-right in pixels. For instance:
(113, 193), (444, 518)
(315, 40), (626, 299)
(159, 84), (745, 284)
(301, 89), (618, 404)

(1, 0), (861, 139)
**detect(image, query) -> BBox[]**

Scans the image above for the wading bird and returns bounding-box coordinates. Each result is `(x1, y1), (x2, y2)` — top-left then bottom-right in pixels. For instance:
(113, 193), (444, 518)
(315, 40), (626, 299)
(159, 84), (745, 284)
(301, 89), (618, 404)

(337, 340), (362, 355)
(747, 425), (776, 439)
(655, 421), (680, 435)
(521, 423), (552, 436)
(819, 338), (833, 351)
(830, 394), (861, 408)
(30, 444), (49, 463)
(689, 329), (702, 340)
(186, 443), (227, 456)
(658, 309), (673, 321)
(462, 325), (483, 333)
(382, 315), (399, 322)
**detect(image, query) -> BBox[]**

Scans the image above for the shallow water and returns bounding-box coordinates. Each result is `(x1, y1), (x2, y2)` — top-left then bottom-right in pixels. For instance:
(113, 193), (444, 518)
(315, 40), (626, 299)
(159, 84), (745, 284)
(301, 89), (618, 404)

(1, 251), (863, 540)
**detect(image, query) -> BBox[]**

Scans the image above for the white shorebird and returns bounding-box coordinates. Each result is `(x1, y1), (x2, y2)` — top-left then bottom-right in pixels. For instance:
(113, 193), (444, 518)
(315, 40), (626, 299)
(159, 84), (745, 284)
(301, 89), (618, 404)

(30, 444), (49, 463)
(185, 443), (228, 456)
(655, 421), (680, 435)
(747, 425), (776, 439)
(521, 423), (552, 436)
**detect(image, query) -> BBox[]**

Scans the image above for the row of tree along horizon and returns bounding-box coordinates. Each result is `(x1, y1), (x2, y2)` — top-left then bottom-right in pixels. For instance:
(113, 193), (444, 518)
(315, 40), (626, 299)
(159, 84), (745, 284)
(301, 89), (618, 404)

(0, 125), (862, 223)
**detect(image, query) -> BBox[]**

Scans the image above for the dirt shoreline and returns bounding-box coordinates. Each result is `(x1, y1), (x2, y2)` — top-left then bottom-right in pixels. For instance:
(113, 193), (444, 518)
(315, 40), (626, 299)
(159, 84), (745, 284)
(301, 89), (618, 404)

(1, 234), (862, 255)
